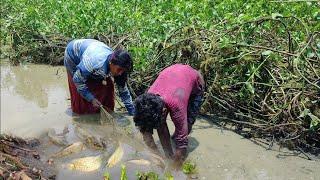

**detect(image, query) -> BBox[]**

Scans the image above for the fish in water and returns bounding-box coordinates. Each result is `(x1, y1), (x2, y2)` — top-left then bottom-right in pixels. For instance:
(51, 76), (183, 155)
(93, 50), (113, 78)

(68, 155), (103, 172)
(107, 143), (138, 168)
(126, 159), (151, 166)
(106, 143), (166, 169)
(75, 125), (105, 149)
(47, 128), (68, 146)
(137, 150), (166, 169)
(51, 142), (86, 158)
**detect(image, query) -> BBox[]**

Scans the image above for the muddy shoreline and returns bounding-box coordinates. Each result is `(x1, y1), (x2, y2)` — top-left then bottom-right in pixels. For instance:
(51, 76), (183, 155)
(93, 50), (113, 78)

(0, 135), (56, 179)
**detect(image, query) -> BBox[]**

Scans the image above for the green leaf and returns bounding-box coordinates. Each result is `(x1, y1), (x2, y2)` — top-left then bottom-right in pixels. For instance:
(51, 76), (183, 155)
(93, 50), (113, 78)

(165, 173), (174, 180)
(245, 82), (255, 94)
(309, 113), (320, 130)
(219, 37), (231, 48)
(136, 171), (159, 180)
(182, 161), (197, 174)
(262, 50), (272, 56)
(120, 165), (128, 180)
(103, 172), (110, 180)
(272, 13), (283, 19)
(293, 58), (300, 67)
(299, 109), (310, 118)
(307, 52), (315, 58)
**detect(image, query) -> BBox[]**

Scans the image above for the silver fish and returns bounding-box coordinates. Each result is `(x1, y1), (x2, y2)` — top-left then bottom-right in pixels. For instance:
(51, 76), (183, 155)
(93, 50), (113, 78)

(67, 155), (103, 172)
(52, 141), (85, 158)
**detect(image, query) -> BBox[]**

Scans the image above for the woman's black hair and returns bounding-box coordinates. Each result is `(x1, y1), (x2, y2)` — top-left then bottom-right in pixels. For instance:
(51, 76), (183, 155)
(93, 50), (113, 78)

(133, 93), (165, 133)
(110, 50), (133, 72)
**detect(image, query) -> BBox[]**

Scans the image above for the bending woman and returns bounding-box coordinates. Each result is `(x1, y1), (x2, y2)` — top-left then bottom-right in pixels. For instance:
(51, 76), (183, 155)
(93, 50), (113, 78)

(64, 39), (135, 115)
(134, 64), (204, 165)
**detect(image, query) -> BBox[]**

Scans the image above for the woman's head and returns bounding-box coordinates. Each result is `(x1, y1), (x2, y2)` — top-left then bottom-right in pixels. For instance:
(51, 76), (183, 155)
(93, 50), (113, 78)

(133, 93), (165, 133)
(109, 50), (133, 76)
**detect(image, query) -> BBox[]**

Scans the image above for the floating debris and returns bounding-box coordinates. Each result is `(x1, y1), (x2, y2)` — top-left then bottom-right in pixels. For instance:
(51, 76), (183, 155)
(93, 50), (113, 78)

(75, 125), (105, 149)
(0, 134), (56, 179)
(47, 128), (68, 146)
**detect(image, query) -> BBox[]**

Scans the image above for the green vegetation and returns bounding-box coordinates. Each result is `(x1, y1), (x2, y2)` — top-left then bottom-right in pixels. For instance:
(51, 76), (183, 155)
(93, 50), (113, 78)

(136, 171), (159, 180)
(1, 1), (319, 153)
(182, 161), (197, 174)
(1, 0), (318, 64)
(103, 171), (110, 180)
(103, 172), (110, 180)
(121, 165), (128, 180)
(164, 172), (174, 180)
(136, 171), (175, 180)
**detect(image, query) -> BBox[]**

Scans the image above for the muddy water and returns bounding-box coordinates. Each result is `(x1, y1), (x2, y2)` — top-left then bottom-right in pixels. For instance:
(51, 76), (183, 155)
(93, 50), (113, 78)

(1, 63), (71, 137)
(1, 63), (319, 180)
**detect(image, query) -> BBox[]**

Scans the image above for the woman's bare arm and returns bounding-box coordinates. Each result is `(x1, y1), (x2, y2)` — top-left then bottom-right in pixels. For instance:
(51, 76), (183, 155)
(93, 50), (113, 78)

(142, 131), (159, 153)
(157, 121), (174, 158)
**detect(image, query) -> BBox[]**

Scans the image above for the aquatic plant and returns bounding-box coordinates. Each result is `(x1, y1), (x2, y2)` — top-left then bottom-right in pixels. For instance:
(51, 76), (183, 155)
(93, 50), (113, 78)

(182, 161), (197, 174)
(136, 171), (159, 180)
(164, 172), (174, 180)
(103, 172), (110, 180)
(120, 164), (128, 180)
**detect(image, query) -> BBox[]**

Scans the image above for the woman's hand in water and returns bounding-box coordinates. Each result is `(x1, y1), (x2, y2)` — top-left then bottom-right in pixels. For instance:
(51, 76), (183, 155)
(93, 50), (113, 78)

(171, 148), (186, 169)
(167, 157), (183, 170)
(91, 98), (102, 108)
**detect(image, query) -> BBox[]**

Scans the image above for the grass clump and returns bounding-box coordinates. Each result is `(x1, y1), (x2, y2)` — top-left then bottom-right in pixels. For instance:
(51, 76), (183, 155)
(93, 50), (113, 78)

(182, 161), (197, 175)
(136, 171), (159, 180)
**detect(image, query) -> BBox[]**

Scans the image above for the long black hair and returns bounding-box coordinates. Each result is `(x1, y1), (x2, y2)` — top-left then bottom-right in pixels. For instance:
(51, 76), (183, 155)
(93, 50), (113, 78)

(133, 93), (165, 133)
(112, 50), (133, 87)
(110, 50), (133, 72)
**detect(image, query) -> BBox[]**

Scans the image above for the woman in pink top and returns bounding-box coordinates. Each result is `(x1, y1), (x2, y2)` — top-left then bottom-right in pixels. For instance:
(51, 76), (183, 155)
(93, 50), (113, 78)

(133, 64), (204, 165)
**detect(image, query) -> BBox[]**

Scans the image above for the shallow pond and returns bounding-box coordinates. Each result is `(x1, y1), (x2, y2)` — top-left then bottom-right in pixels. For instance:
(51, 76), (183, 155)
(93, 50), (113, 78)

(1, 63), (319, 180)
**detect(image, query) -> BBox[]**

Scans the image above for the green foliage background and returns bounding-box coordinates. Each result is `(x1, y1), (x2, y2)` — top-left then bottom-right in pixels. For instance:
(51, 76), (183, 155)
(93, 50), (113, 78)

(1, 0), (319, 153)
(1, 0), (319, 65)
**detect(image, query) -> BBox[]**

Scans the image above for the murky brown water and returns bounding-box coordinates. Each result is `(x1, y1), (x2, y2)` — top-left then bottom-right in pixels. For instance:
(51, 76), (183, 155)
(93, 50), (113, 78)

(1, 63), (319, 180)
(1, 63), (70, 137)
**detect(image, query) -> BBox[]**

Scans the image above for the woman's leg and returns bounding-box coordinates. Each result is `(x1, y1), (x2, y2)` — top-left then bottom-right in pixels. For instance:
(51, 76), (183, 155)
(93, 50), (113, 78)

(187, 72), (205, 133)
(187, 93), (204, 133)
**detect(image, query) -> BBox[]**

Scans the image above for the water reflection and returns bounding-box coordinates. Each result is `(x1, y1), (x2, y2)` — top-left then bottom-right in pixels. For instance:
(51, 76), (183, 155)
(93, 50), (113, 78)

(0, 63), (71, 137)
(1, 64), (68, 108)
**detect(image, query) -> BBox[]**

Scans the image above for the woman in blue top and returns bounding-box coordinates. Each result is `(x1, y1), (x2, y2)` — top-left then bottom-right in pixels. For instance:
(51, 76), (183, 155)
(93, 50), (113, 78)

(64, 39), (135, 115)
